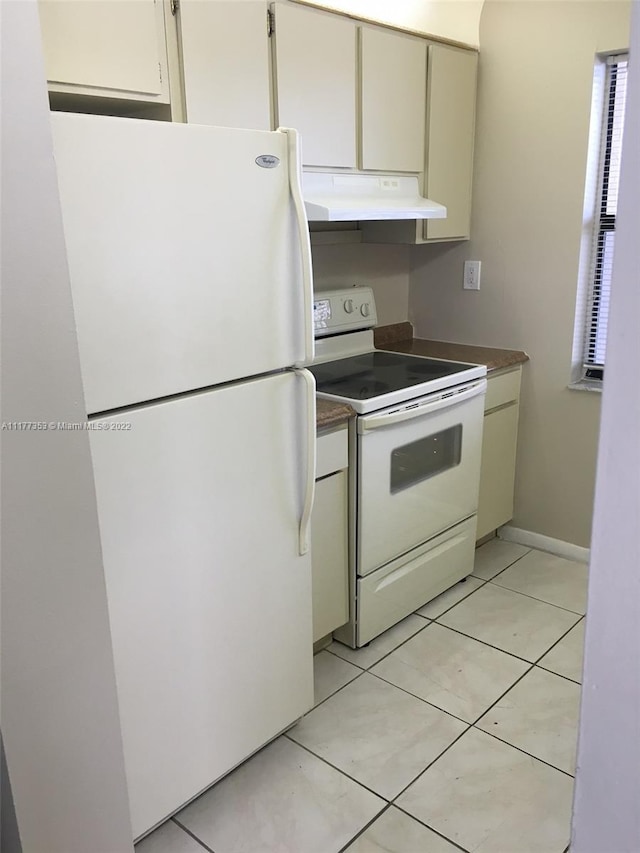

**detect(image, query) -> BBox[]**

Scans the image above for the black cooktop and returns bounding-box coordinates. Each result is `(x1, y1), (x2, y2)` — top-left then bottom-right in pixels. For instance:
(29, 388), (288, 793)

(310, 351), (474, 400)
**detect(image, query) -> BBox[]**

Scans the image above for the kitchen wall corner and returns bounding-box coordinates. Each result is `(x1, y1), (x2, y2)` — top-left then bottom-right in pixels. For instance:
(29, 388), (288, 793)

(408, 0), (632, 549)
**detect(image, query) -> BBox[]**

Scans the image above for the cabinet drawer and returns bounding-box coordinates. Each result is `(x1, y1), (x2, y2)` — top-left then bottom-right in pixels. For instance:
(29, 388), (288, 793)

(484, 367), (521, 412)
(316, 425), (348, 478)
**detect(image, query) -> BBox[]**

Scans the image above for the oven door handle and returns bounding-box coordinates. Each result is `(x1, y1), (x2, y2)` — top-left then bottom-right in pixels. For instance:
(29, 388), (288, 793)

(357, 379), (487, 433)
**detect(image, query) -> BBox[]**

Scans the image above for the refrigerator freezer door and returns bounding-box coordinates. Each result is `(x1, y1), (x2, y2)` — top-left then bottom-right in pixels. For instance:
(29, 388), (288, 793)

(51, 113), (309, 413)
(89, 372), (314, 838)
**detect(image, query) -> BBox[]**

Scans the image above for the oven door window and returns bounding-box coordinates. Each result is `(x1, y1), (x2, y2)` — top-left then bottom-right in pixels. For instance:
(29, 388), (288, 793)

(390, 424), (462, 494)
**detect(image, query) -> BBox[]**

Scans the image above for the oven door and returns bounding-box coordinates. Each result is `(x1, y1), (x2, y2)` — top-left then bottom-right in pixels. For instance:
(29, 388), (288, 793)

(356, 379), (486, 577)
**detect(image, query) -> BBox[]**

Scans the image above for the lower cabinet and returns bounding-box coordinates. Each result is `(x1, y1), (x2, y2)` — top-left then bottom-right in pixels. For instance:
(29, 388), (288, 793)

(312, 424), (349, 643)
(476, 367), (522, 540)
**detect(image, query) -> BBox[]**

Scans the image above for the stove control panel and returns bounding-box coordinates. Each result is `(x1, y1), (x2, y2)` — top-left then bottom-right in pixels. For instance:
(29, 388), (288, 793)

(313, 287), (378, 337)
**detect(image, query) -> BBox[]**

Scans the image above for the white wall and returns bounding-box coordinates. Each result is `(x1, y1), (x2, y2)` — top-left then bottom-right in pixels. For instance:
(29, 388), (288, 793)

(312, 243), (411, 325)
(1, 3), (134, 850)
(409, 0), (631, 548)
(572, 1), (640, 847)
(292, 0), (484, 46)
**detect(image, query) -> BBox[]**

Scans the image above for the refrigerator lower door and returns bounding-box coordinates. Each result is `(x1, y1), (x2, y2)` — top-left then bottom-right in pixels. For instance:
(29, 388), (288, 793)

(89, 372), (314, 839)
(51, 113), (311, 414)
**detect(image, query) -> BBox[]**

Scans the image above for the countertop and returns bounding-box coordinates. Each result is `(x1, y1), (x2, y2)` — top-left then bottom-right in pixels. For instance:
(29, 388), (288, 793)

(374, 323), (529, 374)
(316, 398), (354, 431)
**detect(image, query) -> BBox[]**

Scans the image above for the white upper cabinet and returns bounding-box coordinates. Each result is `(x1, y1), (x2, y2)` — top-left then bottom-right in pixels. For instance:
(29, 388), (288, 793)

(273, 3), (357, 168)
(424, 44), (478, 241)
(180, 0), (271, 131)
(361, 42), (478, 243)
(359, 26), (426, 173)
(38, 0), (170, 102)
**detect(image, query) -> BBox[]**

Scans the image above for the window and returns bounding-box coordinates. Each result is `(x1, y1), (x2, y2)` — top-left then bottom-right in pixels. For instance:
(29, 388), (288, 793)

(580, 54), (628, 382)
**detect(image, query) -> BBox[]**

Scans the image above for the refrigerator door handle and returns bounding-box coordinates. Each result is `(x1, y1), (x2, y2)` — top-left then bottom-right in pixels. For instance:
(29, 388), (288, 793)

(294, 368), (317, 556)
(279, 127), (314, 367)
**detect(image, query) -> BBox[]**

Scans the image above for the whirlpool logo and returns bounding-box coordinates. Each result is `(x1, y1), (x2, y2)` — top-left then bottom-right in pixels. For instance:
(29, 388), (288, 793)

(255, 154), (280, 169)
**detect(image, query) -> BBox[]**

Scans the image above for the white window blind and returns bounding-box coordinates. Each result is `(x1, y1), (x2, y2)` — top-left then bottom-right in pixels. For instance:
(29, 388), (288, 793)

(583, 54), (628, 381)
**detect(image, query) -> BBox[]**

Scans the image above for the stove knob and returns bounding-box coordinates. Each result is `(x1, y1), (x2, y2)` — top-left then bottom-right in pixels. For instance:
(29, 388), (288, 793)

(344, 299), (355, 314)
(360, 303), (371, 318)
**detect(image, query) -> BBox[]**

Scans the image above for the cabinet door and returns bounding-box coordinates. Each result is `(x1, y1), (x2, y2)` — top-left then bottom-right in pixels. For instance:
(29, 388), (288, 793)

(360, 27), (426, 172)
(273, 4), (357, 168)
(476, 403), (519, 540)
(180, 0), (271, 130)
(424, 46), (478, 241)
(311, 471), (349, 642)
(38, 0), (169, 102)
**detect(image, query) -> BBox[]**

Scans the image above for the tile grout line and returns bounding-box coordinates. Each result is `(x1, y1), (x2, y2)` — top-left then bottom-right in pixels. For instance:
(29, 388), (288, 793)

(532, 617), (586, 667)
(479, 575), (586, 616)
(428, 619), (568, 666)
(170, 817), (217, 853)
(415, 574), (490, 621)
(479, 542), (587, 615)
(536, 662), (582, 686)
(470, 720), (577, 779)
(323, 645), (369, 671)
(365, 667), (489, 729)
(334, 802), (395, 853)
(392, 802), (472, 853)
(389, 721), (475, 803)
(535, 615), (586, 667)
(470, 544), (533, 583)
(325, 618), (434, 673)
(488, 575), (587, 616)
(310, 667), (367, 711)
(282, 733), (395, 804)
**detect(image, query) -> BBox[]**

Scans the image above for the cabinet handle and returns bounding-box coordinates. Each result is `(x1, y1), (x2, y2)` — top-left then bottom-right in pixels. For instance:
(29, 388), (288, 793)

(484, 399), (518, 417)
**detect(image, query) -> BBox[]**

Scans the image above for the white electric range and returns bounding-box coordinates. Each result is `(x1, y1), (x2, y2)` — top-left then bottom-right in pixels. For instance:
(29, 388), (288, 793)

(309, 287), (487, 648)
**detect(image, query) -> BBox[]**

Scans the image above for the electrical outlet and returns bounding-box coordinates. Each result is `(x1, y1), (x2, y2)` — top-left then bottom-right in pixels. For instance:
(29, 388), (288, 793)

(463, 260), (481, 290)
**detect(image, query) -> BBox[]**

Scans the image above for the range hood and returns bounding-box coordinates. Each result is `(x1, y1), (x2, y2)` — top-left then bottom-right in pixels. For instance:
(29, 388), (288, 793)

(302, 171), (447, 222)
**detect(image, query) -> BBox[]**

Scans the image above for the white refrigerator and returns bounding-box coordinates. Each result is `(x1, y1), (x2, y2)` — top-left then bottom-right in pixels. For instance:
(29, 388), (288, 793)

(50, 113), (316, 839)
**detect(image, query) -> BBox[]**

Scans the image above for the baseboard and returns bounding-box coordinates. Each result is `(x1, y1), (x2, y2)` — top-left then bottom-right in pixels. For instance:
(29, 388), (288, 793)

(498, 525), (590, 563)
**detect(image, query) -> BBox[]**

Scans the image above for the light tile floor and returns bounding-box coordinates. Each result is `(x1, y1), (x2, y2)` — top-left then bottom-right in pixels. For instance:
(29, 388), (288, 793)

(136, 539), (587, 853)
